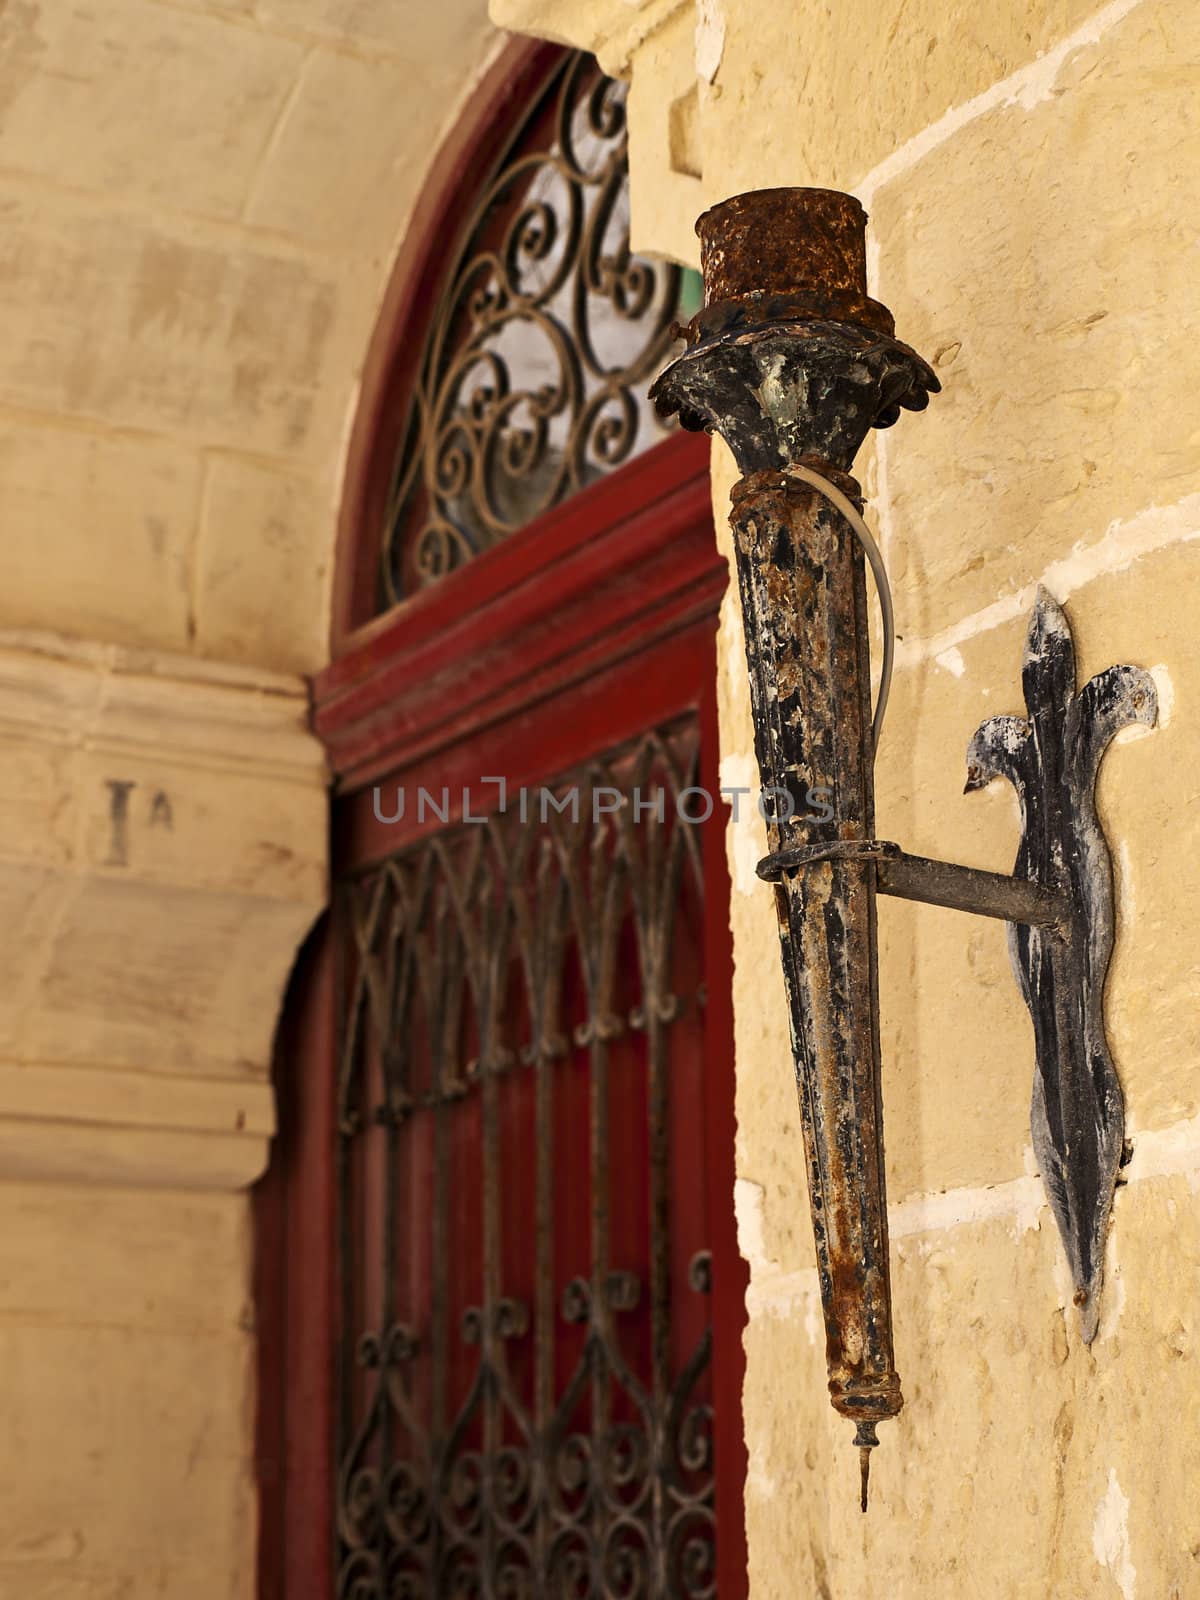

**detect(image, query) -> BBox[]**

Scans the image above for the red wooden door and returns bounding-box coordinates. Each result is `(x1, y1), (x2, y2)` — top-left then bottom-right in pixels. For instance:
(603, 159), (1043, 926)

(257, 427), (745, 1600)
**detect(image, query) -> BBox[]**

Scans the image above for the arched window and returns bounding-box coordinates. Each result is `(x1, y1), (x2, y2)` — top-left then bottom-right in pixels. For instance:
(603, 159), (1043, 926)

(348, 47), (697, 615)
(262, 41), (746, 1600)
(377, 50), (694, 601)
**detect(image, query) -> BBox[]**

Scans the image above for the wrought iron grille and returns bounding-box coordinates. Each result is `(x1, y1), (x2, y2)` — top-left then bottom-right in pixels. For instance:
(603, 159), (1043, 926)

(378, 50), (684, 606)
(335, 719), (718, 1597)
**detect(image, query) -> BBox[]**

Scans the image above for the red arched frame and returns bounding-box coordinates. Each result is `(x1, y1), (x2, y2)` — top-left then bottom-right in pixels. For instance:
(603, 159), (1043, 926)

(257, 37), (748, 1600)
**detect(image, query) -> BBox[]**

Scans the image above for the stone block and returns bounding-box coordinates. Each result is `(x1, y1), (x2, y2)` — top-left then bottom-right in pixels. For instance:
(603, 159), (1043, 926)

(195, 454), (332, 673)
(1064, 540), (1200, 1137)
(0, 0), (301, 220)
(0, 636), (326, 1184)
(0, 866), (72, 1055)
(869, 0), (1200, 645)
(0, 416), (200, 652)
(24, 877), (315, 1077)
(246, 50), (443, 256)
(261, 0), (491, 58)
(627, 5), (705, 267)
(0, 1322), (253, 1586)
(873, 619), (1040, 1202)
(0, 1180), (249, 1336)
(743, 1170), (1200, 1597)
(490, 0), (687, 75)
(0, 192), (356, 461)
(697, 0), (1110, 201)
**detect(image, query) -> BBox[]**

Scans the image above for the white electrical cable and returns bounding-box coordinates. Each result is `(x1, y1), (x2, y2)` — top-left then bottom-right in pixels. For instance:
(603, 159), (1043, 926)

(786, 465), (894, 762)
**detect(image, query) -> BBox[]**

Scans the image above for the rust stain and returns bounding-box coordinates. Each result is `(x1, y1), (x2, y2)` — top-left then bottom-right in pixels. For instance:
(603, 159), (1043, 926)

(695, 187), (896, 341)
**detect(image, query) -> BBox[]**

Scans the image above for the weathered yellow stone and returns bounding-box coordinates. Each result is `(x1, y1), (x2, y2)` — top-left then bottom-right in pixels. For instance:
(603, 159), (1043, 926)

(25, 879), (313, 1074)
(870, 0), (1200, 643)
(0, 0), (302, 220)
(0, 868), (73, 1057)
(0, 1181), (249, 1329)
(695, 0), (1113, 200)
(261, 0), (490, 56)
(0, 637), (325, 1135)
(246, 46), (488, 255)
(729, 934), (810, 1273)
(627, 5), (706, 267)
(195, 454), (331, 672)
(0, 192), (355, 461)
(0, 416), (200, 653)
(0, 0), (505, 677)
(744, 1172), (1200, 1598)
(697, 44), (1200, 1592)
(704, 0), (1200, 1328)
(1062, 540), (1200, 1137)
(0, 1183), (255, 1598)
(874, 621), (1040, 1202)
(491, 0), (688, 75)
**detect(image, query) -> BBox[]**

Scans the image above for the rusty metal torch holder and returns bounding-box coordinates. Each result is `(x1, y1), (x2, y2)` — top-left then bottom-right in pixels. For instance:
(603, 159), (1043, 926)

(650, 188), (1157, 1501)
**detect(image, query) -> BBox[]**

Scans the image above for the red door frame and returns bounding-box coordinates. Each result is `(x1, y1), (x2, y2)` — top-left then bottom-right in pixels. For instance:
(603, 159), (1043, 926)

(255, 35), (747, 1598)
(255, 432), (749, 1597)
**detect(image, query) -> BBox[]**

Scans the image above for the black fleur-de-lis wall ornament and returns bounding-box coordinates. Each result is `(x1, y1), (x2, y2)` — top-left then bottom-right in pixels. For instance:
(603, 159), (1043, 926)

(967, 587), (1156, 1342)
(651, 187), (1158, 1507)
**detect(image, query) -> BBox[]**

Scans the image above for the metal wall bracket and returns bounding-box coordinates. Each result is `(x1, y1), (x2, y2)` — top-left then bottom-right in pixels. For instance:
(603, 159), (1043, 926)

(755, 587), (1157, 1345)
(767, 592), (1158, 1343)
(650, 185), (1159, 1500)
(965, 588), (1156, 1341)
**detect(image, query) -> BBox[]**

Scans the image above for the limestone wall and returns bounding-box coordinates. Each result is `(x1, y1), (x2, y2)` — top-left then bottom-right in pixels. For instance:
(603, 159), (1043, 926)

(499, 1), (1200, 1593)
(0, 1), (498, 1594)
(0, 0), (495, 674)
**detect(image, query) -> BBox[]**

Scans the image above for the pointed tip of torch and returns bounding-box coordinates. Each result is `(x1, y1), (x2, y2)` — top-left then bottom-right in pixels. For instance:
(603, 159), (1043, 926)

(853, 1421), (879, 1514)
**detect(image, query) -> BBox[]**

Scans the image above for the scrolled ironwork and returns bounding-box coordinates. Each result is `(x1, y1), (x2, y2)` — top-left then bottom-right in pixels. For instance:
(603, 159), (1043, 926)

(604, 1272), (641, 1314)
(685, 1253), (711, 1296)
(377, 51), (683, 606)
(561, 1278), (592, 1327)
(335, 720), (719, 1596)
(385, 1461), (433, 1549)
